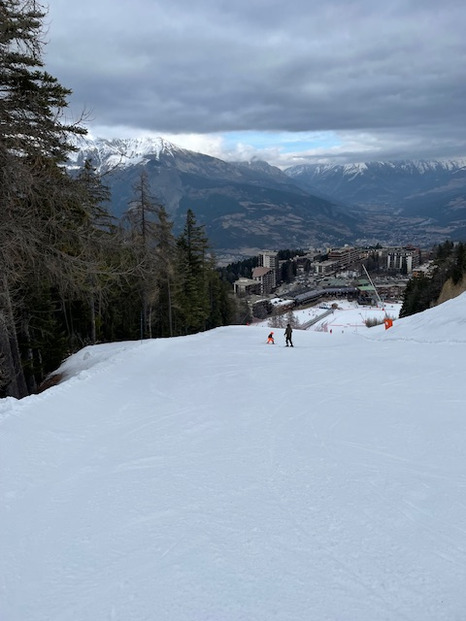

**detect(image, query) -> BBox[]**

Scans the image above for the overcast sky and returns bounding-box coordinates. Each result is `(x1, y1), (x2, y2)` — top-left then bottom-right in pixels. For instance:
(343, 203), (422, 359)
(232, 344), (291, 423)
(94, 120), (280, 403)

(45, 0), (466, 167)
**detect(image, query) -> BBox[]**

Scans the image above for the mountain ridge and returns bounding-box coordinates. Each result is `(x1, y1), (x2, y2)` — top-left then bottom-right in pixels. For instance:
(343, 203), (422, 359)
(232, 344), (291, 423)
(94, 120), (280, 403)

(68, 137), (466, 252)
(286, 159), (466, 177)
(71, 137), (466, 176)
(68, 137), (358, 253)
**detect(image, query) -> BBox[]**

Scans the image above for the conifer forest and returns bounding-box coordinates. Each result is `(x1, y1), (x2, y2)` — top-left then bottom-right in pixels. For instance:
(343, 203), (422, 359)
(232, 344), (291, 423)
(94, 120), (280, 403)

(0, 1), (233, 398)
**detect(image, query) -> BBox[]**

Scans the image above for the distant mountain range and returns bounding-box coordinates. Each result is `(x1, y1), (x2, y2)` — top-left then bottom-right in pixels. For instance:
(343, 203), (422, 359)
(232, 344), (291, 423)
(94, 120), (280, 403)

(68, 138), (466, 255)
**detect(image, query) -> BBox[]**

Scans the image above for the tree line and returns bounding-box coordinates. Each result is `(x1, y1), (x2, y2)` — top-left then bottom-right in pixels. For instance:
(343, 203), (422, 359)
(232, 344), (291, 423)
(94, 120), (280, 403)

(400, 240), (466, 318)
(0, 1), (233, 398)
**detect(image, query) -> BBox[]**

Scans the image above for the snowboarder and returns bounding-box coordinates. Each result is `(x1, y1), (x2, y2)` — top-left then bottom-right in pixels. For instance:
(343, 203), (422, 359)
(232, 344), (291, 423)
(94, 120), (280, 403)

(267, 331), (275, 344)
(284, 323), (293, 347)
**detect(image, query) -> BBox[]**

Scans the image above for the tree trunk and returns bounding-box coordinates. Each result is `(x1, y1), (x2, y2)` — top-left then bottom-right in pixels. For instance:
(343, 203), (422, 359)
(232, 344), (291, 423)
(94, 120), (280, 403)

(0, 275), (28, 398)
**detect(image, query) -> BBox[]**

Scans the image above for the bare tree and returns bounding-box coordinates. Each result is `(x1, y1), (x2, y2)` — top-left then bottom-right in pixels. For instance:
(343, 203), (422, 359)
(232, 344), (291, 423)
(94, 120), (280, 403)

(123, 170), (164, 338)
(0, 0), (87, 396)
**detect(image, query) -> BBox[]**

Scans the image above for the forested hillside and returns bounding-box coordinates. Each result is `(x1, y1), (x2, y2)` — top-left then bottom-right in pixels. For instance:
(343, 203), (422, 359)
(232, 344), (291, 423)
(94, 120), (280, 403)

(400, 241), (466, 317)
(0, 1), (233, 399)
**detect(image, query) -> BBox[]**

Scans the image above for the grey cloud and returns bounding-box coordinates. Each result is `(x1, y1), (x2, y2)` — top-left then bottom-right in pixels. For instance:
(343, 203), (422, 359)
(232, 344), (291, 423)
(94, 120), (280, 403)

(46, 0), (466, 161)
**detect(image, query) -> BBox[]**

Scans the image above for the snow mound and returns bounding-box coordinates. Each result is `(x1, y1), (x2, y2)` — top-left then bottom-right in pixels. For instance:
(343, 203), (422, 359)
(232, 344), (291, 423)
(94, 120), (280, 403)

(380, 292), (466, 343)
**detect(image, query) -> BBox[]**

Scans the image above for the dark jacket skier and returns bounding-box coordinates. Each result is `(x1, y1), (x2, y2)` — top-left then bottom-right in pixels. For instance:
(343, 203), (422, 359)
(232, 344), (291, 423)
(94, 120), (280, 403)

(284, 323), (293, 347)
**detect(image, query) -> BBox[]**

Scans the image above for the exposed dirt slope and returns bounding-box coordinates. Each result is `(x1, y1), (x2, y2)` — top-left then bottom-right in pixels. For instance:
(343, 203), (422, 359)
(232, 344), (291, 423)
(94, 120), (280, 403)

(437, 275), (466, 305)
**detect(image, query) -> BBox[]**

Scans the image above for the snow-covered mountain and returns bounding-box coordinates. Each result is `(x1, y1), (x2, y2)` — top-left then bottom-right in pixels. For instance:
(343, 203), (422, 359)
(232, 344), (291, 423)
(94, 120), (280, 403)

(287, 159), (466, 180)
(2, 294), (466, 620)
(68, 137), (466, 250)
(67, 136), (188, 172)
(286, 159), (466, 204)
(285, 159), (466, 244)
(68, 137), (357, 253)
(285, 159), (466, 207)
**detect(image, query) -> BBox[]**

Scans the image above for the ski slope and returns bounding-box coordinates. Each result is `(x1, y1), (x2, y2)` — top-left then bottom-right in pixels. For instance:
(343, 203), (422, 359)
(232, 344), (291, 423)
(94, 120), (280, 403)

(1, 295), (466, 620)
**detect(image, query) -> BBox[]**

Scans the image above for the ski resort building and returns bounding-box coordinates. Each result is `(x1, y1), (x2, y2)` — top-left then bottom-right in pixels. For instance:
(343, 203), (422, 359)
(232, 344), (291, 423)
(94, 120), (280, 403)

(257, 252), (279, 289)
(327, 246), (360, 270)
(383, 246), (421, 274)
(252, 266), (276, 295)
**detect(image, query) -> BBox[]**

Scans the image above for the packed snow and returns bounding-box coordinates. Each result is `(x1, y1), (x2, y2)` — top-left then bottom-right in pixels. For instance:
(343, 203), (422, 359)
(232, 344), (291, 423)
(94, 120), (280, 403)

(1, 295), (466, 621)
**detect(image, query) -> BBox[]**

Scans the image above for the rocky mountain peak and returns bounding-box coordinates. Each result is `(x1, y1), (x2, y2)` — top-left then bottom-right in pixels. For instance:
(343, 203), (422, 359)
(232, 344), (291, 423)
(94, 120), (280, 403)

(67, 136), (186, 172)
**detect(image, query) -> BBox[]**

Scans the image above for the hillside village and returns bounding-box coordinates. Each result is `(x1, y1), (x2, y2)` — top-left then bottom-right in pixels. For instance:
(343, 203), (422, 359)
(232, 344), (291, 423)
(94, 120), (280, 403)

(233, 244), (434, 320)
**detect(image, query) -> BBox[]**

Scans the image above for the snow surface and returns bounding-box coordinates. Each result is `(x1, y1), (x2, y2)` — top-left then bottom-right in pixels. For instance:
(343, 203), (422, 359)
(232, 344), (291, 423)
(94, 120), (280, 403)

(262, 299), (400, 334)
(2, 296), (466, 621)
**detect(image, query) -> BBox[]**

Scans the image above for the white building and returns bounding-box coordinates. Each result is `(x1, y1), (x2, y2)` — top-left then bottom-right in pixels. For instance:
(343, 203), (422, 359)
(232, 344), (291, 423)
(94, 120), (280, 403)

(385, 247), (421, 274)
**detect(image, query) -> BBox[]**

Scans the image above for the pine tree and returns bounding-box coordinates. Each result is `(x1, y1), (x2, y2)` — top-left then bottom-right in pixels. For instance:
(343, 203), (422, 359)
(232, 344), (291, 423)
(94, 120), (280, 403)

(452, 242), (466, 285)
(204, 255), (234, 329)
(152, 204), (176, 337)
(175, 209), (210, 334)
(174, 209), (235, 334)
(0, 0), (87, 396)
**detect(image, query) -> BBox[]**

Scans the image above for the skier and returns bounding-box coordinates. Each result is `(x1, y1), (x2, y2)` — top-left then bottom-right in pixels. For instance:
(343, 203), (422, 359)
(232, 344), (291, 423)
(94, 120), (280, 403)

(284, 323), (293, 347)
(267, 331), (275, 344)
